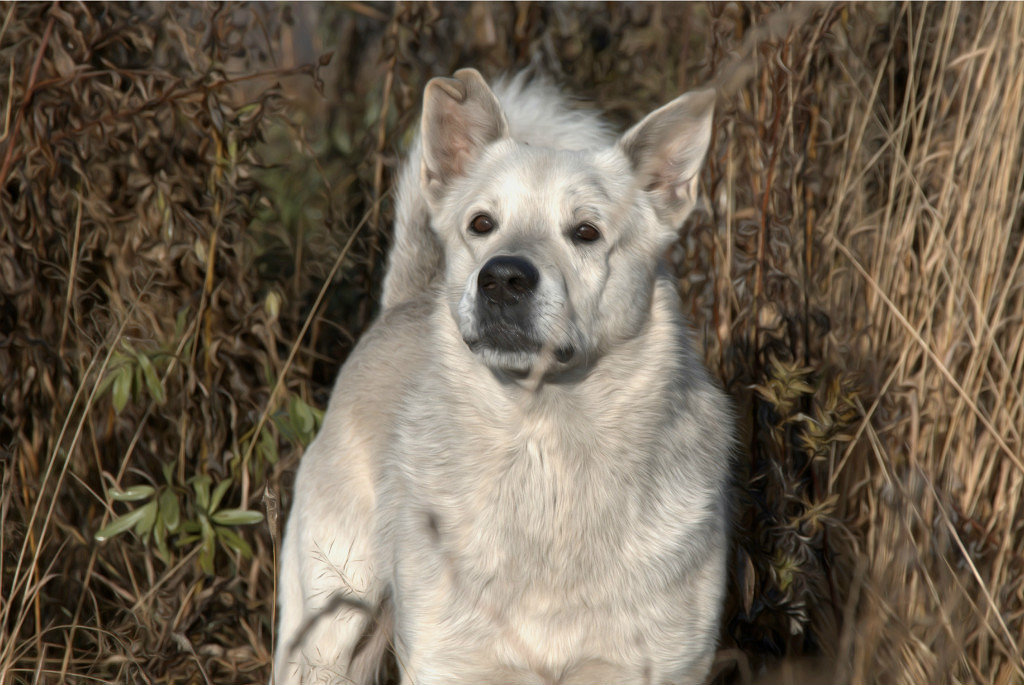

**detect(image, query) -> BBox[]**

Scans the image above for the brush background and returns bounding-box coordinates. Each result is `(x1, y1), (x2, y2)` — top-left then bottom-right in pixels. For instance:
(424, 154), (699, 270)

(1, 3), (1022, 684)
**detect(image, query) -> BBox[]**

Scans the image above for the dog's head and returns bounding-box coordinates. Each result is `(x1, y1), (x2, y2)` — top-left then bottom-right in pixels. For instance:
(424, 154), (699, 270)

(420, 69), (714, 380)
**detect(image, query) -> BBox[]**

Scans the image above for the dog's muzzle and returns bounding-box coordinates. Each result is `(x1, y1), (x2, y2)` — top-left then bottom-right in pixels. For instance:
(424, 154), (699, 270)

(462, 255), (577, 371)
(469, 255), (541, 353)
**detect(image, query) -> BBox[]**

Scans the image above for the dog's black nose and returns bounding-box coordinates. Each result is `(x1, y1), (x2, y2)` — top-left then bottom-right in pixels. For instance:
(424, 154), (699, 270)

(478, 256), (539, 306)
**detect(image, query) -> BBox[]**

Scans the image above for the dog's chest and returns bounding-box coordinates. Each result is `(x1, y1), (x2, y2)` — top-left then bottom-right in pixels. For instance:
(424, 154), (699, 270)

(420, 414), (660, 588)
(392, 412), (696, 672)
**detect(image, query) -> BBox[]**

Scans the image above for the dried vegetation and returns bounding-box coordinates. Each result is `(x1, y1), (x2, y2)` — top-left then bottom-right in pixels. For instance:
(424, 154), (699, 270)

(1, 2), (1021, 684)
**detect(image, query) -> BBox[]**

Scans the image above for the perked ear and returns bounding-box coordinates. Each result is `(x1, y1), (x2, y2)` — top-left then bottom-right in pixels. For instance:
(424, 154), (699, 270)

(421, 68), (509, 205)
(619, 88), (715, 226)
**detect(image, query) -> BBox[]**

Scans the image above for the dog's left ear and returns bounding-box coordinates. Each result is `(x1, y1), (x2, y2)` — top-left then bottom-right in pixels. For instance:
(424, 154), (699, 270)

(421, 68), (509, 206)
(619, 88), (715, 227)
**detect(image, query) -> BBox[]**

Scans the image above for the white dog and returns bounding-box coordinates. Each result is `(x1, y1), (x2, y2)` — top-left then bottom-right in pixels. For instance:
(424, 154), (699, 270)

(275, 68), (733, 685)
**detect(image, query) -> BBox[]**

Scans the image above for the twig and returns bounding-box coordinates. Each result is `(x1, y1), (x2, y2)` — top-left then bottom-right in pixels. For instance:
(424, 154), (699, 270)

(0, 11), (55, 187)
(706, 3), (821, 99)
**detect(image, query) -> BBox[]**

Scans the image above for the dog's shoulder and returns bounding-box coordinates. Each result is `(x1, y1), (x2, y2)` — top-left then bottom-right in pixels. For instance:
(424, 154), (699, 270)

(320, 294), (437, 427)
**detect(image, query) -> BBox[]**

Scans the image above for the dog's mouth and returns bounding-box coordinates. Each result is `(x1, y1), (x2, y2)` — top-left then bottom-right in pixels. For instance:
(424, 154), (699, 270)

(463, 327), (576, 374)
(464, 322), (542, 356)
(465, 336), (575, 360)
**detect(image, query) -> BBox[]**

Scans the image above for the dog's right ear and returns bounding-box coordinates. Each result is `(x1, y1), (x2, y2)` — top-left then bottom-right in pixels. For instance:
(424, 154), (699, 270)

(420, 68), (508, 206)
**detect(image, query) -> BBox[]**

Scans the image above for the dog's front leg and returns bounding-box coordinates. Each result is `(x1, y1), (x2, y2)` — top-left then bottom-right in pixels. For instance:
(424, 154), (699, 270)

(274, 432), (387, 685)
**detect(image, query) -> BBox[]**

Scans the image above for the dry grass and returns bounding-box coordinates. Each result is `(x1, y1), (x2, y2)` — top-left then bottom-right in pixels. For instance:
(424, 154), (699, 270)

(814, 4), (1024, 682)
(1, 2), (1021, 684)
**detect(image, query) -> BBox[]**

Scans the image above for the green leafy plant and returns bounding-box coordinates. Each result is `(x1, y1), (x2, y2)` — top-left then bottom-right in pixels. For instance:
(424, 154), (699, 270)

(275, 393), (324, 449)
(95, 465), (263, 574)
(97, 308), (192, 415)
(177, 474), (264, 575)
(97, 341), (169, 414)
(240, 391), (324, 482)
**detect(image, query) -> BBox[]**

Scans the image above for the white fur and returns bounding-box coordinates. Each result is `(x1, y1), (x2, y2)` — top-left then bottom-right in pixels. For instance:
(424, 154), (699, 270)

(275, 69), (732, 685)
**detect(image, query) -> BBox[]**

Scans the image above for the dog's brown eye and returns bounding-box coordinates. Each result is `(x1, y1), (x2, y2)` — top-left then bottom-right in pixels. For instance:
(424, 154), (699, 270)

(469, 214), (495, 235)
(573, 223), (600, 242)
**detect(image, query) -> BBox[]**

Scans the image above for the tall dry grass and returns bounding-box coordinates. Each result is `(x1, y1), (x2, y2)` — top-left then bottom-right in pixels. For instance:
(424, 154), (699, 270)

(817, 4), (1024, 682)
(693, 4), (1024, 682)
(1, 2), (1021, 684)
